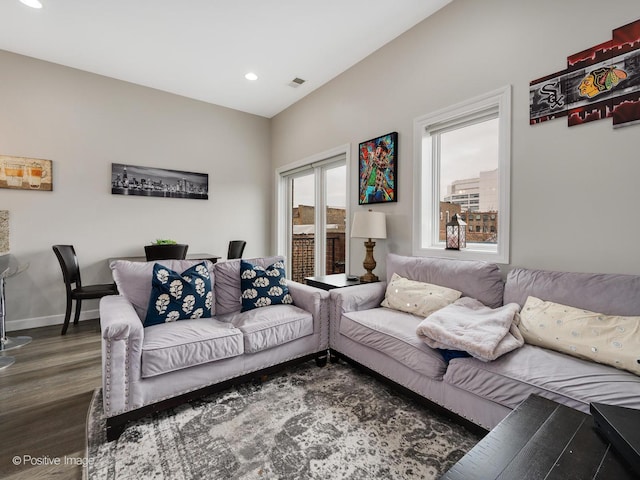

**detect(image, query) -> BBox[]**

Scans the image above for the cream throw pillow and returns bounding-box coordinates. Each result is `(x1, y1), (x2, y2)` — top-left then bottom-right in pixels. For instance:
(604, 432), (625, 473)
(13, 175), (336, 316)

(381, 273), (462, 318)
(518, 296), (640, 376)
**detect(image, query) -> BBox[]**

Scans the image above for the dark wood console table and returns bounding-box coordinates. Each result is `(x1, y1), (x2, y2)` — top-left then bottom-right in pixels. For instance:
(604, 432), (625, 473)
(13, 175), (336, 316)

(440, 394), (636, 479)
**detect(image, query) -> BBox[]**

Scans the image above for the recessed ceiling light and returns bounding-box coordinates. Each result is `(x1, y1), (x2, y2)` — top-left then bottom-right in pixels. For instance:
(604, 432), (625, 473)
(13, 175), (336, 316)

(20, 0), (43, 8)
(244, 72), (258, 81)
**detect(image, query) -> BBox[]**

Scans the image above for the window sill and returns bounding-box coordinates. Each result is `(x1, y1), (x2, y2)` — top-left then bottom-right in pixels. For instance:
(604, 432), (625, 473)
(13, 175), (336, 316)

(413, 245), (509, 264)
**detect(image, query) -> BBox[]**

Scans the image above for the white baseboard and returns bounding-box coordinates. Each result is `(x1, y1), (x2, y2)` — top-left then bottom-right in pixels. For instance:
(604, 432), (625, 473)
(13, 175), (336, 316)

(5, 309), (100, 332)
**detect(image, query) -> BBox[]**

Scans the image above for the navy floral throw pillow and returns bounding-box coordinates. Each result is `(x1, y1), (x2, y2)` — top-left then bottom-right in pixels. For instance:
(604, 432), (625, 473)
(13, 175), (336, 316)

(144, 262), (213, 327)
(240, 260), (293, 312)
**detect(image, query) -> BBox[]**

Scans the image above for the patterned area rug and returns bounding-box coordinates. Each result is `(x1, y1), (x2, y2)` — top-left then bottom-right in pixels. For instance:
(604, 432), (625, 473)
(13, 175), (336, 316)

(86, 361), (481, 479)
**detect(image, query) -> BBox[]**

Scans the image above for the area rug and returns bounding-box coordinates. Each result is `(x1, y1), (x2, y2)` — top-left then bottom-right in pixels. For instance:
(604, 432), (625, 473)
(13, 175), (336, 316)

(86, 361), (481, 479)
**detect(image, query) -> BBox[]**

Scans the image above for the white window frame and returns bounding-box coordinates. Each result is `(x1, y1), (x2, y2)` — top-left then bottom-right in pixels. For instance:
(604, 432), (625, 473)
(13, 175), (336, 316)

(412, 86), (511, 264)
(275, 144), (350, 278)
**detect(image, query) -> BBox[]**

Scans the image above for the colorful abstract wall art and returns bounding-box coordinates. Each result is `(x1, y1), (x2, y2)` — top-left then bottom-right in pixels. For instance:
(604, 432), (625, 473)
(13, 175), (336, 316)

(358, 132), (397, 205)
(530, 18), (640, 128)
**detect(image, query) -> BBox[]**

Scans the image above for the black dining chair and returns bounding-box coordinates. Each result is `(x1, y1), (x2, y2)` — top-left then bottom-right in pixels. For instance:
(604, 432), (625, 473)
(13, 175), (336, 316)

(52, 245), (119, 335)
(144, 244), (189, 261)
(227, 240), (246, 260)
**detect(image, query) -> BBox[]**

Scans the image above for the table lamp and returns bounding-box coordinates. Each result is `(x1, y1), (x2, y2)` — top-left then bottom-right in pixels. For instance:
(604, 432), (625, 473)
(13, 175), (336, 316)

(351, 209), (387, 283)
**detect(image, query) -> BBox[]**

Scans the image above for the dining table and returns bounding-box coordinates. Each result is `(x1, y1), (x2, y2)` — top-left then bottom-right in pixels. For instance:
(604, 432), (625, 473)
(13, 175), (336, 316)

(108, 253), (221, 263)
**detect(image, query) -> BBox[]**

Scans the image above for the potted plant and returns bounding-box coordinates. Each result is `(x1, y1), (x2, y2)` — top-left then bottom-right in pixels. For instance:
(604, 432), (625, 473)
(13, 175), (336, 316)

(144, 239), (189, 261)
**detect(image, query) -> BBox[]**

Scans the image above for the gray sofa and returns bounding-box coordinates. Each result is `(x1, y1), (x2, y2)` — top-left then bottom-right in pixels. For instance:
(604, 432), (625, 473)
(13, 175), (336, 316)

(100, 256), (329, 440)
(329, 253), (640, 430)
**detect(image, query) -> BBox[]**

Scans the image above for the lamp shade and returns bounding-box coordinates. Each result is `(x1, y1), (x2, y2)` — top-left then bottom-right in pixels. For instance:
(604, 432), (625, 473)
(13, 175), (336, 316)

(351, 210), (387, 239)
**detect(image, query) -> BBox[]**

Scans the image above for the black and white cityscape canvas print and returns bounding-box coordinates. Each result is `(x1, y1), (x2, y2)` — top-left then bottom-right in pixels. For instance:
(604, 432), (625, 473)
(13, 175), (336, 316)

(111, 163), (208, 200)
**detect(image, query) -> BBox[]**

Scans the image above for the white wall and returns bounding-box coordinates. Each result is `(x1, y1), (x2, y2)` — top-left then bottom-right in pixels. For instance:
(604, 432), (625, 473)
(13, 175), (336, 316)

(271, 0), (640, 278)
(0, 50), (271, 329)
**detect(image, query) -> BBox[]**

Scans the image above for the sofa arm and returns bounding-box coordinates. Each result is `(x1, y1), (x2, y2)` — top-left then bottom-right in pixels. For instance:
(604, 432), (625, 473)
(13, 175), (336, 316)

(330, 282), (387, 314)
(287, 280), (330, 349)
(329, 282), (387, 346)
(100, 295), (144, 417)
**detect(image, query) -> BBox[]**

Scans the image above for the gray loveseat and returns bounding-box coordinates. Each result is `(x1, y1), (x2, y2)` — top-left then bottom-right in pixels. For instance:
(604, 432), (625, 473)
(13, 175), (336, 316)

(100, 256), (329, 440)
(329, 253), (640, 430)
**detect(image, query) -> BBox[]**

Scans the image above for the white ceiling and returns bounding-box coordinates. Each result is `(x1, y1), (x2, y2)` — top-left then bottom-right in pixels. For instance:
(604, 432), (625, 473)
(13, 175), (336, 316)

(0, 0), (451, 118)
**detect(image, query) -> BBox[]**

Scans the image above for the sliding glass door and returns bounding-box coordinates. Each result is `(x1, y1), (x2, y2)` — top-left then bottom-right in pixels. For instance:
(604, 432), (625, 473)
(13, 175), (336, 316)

(324, 164), (347, 277)
(278, 152), (347, 283)
(290, 171), (316, 282)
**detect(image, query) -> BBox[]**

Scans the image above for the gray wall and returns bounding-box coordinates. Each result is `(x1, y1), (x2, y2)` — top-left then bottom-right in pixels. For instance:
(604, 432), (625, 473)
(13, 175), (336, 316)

(0, 50), (271, 329)
(271, 0), (640, 278)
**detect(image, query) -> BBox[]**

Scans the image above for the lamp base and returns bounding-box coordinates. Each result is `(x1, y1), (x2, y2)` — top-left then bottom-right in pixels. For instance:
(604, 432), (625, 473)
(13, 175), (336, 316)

(360, 239), (379, 283)
(359, 272), (379, 283)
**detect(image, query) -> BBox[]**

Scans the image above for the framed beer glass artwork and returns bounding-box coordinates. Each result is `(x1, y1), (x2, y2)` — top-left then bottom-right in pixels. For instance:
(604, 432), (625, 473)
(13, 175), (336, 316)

(0, 155), (53, 191)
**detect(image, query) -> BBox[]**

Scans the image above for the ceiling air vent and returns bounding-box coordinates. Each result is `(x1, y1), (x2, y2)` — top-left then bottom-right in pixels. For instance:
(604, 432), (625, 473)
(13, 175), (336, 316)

(288, 77), (306, 88)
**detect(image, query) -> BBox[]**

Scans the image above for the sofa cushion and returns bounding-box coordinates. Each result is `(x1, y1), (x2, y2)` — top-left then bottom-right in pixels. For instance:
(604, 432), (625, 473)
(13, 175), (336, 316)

(386, 253), (504, 308)
(240, 259), (293, 312)
(110, 259), (215, 321)
(214, 256), (285, 316)
(518, 296), (640, 376)
(144, 262), (213, 327)
(217, 304), (313, 353)
(381, 273), (461, 317)
(141, 318), (243, 378)
(504, 267), (640, 315)
(339, 307), (447, 379)
(443, 344), (640, 413)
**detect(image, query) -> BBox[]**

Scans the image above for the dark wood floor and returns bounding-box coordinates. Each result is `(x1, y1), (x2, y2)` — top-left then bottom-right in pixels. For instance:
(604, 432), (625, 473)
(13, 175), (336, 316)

(0, 319), (102, 480)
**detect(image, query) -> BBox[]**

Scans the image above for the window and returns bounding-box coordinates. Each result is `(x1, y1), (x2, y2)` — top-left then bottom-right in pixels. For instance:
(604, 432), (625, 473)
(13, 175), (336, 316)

(413, 86), (511, 263)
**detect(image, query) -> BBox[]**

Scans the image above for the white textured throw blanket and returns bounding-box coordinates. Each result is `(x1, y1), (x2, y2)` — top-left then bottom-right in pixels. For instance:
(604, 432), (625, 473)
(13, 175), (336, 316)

(416, 297), (524, 362)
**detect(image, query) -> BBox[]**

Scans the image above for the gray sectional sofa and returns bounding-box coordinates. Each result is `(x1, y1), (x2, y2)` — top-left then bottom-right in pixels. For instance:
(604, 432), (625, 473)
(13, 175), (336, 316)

(329, 253), (640, 430)
(100, 251), (640, 442)
(100, 256), (329, 440)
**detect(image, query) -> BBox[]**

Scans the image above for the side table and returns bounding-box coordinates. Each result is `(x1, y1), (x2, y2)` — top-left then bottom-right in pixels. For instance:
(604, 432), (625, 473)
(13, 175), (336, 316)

(305, 273), (363, 291)
(0, 254), (32, 369)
